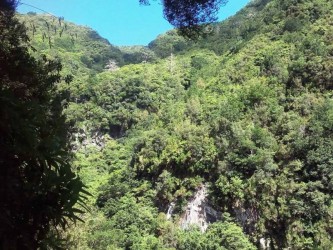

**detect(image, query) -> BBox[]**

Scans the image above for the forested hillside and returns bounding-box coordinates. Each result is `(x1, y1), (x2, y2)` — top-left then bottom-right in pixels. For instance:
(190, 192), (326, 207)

(20, 0), (333, 248)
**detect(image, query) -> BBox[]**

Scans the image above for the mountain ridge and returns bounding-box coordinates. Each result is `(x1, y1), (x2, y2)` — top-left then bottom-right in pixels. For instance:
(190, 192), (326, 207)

(18, 0), (333, 248)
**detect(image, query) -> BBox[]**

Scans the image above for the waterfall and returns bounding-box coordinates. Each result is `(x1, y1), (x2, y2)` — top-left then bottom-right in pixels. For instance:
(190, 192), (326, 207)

(166, 202), (175, 220)
(259, 238), (271, 250)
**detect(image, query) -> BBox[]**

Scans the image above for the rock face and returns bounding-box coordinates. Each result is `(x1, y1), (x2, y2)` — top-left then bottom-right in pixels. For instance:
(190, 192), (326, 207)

(72, 128), (106, 151)
(166, 185), (221, 232)
(166, 185), (271, 249)
(233, 200), (259, 235)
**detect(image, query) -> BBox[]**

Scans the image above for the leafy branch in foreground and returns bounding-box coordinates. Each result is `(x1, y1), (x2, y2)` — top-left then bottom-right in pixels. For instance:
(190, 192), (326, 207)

(0, 2), (88, 248)
(140, 0), (228, 38)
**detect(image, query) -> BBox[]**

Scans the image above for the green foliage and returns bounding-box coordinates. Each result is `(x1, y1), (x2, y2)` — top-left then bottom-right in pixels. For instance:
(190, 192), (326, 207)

(18, 0), (333, 248)
(0, 6), (86, 249)
(19, 14), (125, 70)
(148, 30), (190, 58)
(176, 222), (255, 250)
(120, 45), (157, 64)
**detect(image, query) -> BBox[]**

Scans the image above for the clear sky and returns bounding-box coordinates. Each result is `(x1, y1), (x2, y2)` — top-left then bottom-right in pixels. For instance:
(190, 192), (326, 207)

(17, 0), (251, 46)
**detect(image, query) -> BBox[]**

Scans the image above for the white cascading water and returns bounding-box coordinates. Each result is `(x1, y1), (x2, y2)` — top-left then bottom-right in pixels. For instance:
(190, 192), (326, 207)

(166, 202), (175, 220)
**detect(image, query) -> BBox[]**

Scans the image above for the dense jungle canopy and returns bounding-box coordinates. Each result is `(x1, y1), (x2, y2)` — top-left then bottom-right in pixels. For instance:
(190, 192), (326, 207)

(1, 0), (333, 249)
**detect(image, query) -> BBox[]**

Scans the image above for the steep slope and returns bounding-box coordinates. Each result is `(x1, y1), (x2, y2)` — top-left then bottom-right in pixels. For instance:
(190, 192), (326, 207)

(147, 0), (272, 57)
(19, 13), (125, 71)
(20, 0), (333, 249)
(18, 13), (162, 104)
(119, 45), (158, 64)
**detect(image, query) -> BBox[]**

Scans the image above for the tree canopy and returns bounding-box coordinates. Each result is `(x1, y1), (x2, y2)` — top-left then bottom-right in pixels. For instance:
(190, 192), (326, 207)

(140, 0), (228, 37)
(0, 1), (86, 248)
(3, 0), (333, 248)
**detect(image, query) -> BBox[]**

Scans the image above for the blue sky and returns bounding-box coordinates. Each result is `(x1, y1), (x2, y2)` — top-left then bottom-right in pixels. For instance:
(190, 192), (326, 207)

(18, 0), (251, 46)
